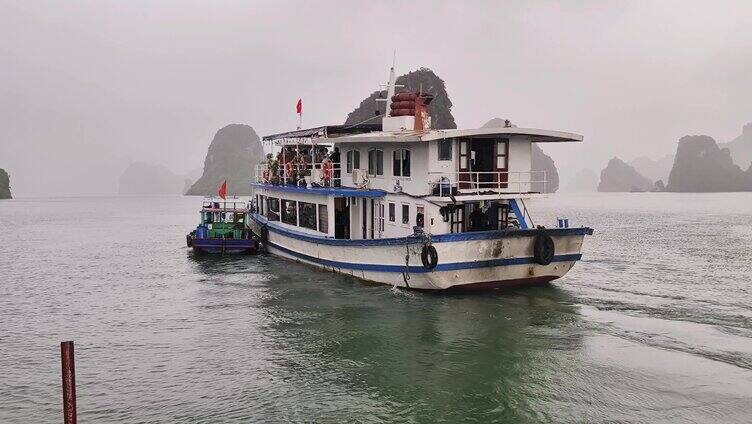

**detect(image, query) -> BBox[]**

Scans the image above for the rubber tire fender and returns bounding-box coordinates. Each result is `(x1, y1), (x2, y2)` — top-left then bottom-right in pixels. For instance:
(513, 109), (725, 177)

(533, 231), (555, 265)
(186, 233), (193, 247)
(421, 245), (439, 270)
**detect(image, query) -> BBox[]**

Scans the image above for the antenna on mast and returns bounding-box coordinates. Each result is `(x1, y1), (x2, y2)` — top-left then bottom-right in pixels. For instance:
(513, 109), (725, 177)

(377, 50), (404, 118)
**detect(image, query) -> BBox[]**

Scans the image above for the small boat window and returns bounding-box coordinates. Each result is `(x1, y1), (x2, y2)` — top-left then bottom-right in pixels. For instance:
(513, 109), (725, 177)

(346, 150), (360, 173)
(416, 205), (425, 228)
(393, 149), (411, 177)
(388, 202), (395, 222)
(438, 138), (453, 161)
(401, 204), (410, 225)
(281, 199), (298, 226)
(368, 149), (384, 176)
(318, 204), (328, 234)
(299, 202), (317, 230)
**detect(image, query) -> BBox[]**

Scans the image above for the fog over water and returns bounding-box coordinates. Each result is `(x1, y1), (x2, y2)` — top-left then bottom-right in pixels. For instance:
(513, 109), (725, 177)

(2, 1), (752, 196)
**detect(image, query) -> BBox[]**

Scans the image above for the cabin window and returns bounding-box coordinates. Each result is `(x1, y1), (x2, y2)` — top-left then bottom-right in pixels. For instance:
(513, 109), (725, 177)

(393, 149), (411, 177)
(368, 148), (383, 176)
(281, 199), (297, 226)
(267, 197), (280, 222)
(388, 202), (395, 222)
(299, 202), (317, 230)
(416, 205), (425, 228)
(401, 204), (410, 225)
(460, 140), (469, 169)
(318, 204), (328, 234)
(496, 139), (508, 169)
(450, 206), (464, 233)
(438, 139), (453, 161)
(346, 150), (360, 173)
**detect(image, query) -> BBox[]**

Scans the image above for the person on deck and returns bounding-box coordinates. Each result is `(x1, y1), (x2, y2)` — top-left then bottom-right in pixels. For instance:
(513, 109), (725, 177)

(329, 147), (341, 187)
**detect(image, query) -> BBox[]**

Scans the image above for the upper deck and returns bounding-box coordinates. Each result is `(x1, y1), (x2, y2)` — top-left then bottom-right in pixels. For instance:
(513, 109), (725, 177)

(256, 124), (582, 201)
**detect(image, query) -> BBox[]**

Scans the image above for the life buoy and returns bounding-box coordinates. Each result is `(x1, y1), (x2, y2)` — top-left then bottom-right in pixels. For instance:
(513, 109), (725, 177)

(262, 169), (270, 183)
(533, 231), (555, 265)
(322, 161), (332, 181)
(284, 162), (293, 179)
(421, 245), (438, 269)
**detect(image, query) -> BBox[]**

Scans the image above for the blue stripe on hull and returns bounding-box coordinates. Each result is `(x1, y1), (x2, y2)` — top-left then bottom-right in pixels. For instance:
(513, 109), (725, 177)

(266, 240), (581, 274)
(250, 213), (593, 247)
(192, 238), (257, 254)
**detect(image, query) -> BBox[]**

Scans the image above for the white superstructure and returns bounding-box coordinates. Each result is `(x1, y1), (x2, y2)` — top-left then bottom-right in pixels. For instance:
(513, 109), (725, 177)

(248, 68), (592, 290)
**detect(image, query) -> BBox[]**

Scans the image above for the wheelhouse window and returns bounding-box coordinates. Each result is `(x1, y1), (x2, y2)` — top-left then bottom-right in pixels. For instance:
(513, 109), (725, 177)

(267, 197), (280, 222)
(281, 199), (297, 226)
(318, 204), (328, 234)
(393, 149), (411, 177)
(496, 139), (508, 169)
(401, 204), (410, 225)
(438, 138), (453, 161)
(388, 202), (395, 222)
(368, 148), (383, 176)
(346, 150), (360, 173)
(299, 201), (317, 230)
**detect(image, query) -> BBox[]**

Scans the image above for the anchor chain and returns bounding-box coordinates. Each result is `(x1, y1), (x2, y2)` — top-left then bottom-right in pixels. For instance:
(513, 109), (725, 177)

(402, 243), (411, 289)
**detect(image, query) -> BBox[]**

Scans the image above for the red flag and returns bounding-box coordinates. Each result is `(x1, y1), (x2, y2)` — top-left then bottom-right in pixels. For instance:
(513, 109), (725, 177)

(296, 98), (302, 114)
(218, 180), (226, 200)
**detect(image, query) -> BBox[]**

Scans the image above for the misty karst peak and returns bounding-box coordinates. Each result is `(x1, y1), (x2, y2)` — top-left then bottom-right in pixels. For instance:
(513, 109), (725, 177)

(345, 68), (456, 129)
(598, 157), (654, 192)
(0, 168), (11, 199)
(667, 135), (752, 192)
(186, 124), (264, 196)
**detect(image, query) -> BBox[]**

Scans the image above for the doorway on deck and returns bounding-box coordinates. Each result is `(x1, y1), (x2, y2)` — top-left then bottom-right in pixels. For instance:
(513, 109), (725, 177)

(334, 198), (350, 239)
(458, 138), (509, 190)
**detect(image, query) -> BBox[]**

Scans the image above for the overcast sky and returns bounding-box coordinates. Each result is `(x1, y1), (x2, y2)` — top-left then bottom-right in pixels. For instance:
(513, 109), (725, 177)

(1, 0), (751, 196)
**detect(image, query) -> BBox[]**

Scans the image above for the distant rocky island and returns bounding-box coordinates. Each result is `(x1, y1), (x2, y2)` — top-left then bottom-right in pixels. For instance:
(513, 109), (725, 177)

(719, 122), (752, 169)
(118, 162), (193, 195)
(666, 135), (752, 192)
(186, 124), (264, 196)
(628, 154), (674, 184)
(593, 121), (752, 193)
(598, 157), (655, 192)
(0, 168), (11, 199)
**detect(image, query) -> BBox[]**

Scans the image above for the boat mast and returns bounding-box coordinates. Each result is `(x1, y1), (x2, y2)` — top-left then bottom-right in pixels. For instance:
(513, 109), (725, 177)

(378, 51), (402, 119)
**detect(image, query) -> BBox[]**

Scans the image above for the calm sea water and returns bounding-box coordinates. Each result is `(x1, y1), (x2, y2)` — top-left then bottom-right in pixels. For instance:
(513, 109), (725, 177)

(1, 193), (751, 423)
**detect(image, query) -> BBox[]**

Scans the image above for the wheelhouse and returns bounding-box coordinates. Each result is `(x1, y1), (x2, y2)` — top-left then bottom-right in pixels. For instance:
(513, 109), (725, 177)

(198, 198), (249, 239)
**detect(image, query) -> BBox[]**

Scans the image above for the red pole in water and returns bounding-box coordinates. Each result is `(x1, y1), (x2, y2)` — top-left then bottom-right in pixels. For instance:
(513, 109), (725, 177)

(60, 341), (77, 424)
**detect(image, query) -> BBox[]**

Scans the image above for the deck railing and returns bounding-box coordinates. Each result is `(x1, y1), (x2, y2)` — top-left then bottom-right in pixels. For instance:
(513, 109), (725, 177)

(201, 198), (248, 212)
(255, 162), (343, 188)
(427, 170), (547, 196)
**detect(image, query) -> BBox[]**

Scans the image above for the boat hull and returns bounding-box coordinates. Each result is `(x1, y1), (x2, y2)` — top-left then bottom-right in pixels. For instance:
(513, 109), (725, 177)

(191, 238), (258, 254)
(249, 214), (591, 290)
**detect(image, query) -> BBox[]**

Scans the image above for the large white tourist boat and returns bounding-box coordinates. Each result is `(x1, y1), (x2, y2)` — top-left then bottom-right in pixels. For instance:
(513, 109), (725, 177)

(248, 67), (593, 290)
